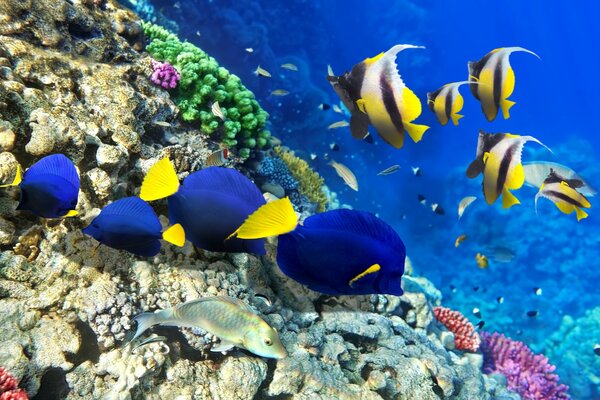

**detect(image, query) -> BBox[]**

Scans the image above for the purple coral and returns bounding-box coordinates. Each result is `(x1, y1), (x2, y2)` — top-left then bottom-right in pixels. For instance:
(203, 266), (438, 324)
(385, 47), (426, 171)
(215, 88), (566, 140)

(481, 332), (570, 400)
(150, 60), (180, 89)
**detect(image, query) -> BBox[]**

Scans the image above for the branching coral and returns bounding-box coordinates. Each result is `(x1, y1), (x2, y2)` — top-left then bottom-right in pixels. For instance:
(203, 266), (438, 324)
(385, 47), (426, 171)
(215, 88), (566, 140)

(274, 147), (328, 212)
(0, 367), (28, 400)
(433, 306), (480, 352)
(142, 22), (271, 159)
(481, 331), (570, 400)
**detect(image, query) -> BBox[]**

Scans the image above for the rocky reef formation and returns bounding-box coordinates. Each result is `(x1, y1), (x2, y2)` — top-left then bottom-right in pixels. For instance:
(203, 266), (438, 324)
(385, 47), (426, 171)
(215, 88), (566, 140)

(0, 0), (519, 399)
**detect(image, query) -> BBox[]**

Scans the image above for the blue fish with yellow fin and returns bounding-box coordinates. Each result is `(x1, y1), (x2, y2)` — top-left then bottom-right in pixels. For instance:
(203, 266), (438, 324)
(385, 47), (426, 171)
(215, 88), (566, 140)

(140, 159), (266, 254)
(228, 198), (406, 295)
(82, 197), (185, 257)
(0, 154), (79, 218)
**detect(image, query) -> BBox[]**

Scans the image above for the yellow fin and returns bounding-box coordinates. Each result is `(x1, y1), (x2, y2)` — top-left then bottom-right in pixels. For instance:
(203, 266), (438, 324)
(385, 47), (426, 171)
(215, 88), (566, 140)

(356, 98), (367, 114)
(501, 99), (516, 119)
(400, 86), (423, 121)
(140, 158), (180, 201)
(0, 164), (22, 187)
(555, 201), (575, 215)
(348, 264), (381, 288)
(227, 197), (298, 240)
(162, 223), (185, 246)
(64, 209), (78, 217)
(506, 162), (525, 190)
(575, 207), (588, 221)
(502, 188), (520, 209)
(364, 52), (384, 66)
(404, 122), (429, 143)
(450, 113), (463, 126)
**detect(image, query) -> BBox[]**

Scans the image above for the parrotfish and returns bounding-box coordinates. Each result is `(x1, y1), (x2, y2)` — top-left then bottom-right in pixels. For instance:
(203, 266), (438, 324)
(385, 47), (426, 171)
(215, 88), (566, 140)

(468, 47), (539, 121)
(1, 154), (79, 218)
(534, 169), (592, 221)
(427, 81), (474, 126)
(82, 197), (184, 257)
(228, 198), (406, 296)
(131, 296), (287, 359)
(140, 158), (266, 254)
(327, 44), (429, 148)
(466, 130), (549, 208)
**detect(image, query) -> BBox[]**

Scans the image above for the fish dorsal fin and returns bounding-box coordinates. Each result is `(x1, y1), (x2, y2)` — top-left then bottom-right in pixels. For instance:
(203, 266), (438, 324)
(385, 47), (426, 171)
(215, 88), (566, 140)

(182, 167), (264, 208)
(100, 197), (162, 231)
(303, 209), (404, 251)
(162, 223), (185, 247)
(377, 45), (424, 94)
(25, 154), (79, 188)
(140, 158), (180, 201)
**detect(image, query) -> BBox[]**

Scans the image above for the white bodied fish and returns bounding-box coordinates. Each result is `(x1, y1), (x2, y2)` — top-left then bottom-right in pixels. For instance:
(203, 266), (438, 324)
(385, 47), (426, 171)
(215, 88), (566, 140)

(524, 161), (596, 196)
(329, 160), (358, 191)
(457, 196), (477, 220)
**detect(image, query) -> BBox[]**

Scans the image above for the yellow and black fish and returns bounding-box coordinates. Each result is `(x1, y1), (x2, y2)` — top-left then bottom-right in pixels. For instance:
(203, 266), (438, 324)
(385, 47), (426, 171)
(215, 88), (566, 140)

(427, 81), (473, 126)
(327, 45), (429, 148)
(466, 130), (549, 208)
(468, 47), (539, 121)
(535, 169), (591, 221)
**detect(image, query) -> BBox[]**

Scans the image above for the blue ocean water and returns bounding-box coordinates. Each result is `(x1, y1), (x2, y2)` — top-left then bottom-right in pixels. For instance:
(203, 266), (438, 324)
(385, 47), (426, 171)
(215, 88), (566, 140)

(130, 0), (600, 395)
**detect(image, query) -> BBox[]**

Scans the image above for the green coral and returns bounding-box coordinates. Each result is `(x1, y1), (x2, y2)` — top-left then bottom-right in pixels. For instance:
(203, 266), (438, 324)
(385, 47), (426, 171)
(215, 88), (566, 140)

(274, 147), (328, 212)
(142, 22), (271, 159)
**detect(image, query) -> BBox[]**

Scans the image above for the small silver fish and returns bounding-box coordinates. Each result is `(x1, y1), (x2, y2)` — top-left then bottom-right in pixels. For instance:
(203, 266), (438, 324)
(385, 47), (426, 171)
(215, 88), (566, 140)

(377, 165), (400, 176)
(271, 89), (289, 96)
(310, 153), (317, 160)
(329, 160), (358, 191)
(411, 166), (422, 176)
(211, 101), (225, 121)
(245, 48), (254, 53)
(327, 120), (349, 129)
(195, 30), (201, 37)
(254, 65), (271, 78)
(131, 296), (287, 359)
(457, 196), (477, 220)
(280, 63), (298, 71)
(153, 121), (171, 127)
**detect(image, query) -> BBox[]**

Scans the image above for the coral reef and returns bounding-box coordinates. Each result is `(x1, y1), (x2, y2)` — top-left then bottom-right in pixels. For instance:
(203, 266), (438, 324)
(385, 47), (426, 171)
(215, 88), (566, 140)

(150, 59), (180, 89)
(257, 156), (299, 191)
(142, 22), (271, 159)
(433, 306), (481, 352)
(544, 307), (600, 399)
(481, 331), (570, 400)
(0, 367), (28, 400)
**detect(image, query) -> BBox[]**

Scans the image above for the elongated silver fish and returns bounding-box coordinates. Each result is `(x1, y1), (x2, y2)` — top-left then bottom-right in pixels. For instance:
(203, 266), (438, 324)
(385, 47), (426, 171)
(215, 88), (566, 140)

(131, 296), (287, 359)
(377, 165), (400, 176)
(329, 160), (358, 191)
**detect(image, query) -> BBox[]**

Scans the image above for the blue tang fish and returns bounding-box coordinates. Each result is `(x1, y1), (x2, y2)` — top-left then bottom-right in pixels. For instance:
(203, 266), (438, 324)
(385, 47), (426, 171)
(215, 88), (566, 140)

(228, 198), (406, 295)
(0, 154), (79, 218)
(82, 197), (184, 257)
(140, 158), (266, 254)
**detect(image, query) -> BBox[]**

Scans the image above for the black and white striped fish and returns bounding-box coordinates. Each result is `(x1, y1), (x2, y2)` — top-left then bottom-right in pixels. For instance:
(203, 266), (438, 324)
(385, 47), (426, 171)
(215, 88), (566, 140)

(535, 169), (591, 221)
(466, 130), (549, 208)
(468, 47), (539, 121)
(327, 44), (429, 148)
(427, 81), (473, 126)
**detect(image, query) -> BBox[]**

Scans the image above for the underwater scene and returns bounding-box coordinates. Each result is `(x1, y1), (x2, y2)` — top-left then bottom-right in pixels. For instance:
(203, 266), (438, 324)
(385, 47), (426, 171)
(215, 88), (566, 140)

(0, 0), (598, 399)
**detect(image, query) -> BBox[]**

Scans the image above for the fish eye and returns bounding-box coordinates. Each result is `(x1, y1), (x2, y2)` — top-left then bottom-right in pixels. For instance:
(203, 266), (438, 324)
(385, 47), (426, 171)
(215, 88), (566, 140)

(263, 338), (272, 346)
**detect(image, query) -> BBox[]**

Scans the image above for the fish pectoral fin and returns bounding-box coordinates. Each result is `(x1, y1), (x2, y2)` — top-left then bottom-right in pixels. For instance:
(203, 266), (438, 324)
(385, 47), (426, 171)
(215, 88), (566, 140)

(502, 188), (521, 209)
(0, 164), (22, 187)
(211, 340), (235, 353)
(348, 263), (381, 288)
(506, 162), (525, 190)
(140, 158), (180, 201)
(555, 200), (575, 215)
(404, 122), (429, 143)
(64, 209), (78, 217)
(356, 98), (367, 114)
(450, 113), (463, 126)
(501, 99), (516, 119)
(162, 223), (185, 247)
(227, 197), (298, 240)
(575, 207), (589, 221)
(349, 113), (369, 140)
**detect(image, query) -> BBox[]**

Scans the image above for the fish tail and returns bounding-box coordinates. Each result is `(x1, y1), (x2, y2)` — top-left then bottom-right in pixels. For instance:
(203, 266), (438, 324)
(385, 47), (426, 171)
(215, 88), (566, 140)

(130, 311), (162, 343)
(575, 207), (588, 221)
(162, 223), (185, 247)
(227, 197), (298, 240)
(501, 99), (516, 119)
(140, 158), (180, 201)
(0, 164), (22, 188)
(502, 188), (521, 209)
(405, 122), (429, 143)
(451, 113), (463, 126)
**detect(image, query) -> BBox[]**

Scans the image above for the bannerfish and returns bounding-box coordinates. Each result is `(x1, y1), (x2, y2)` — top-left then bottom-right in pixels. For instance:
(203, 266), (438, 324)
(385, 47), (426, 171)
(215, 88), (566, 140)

(475, 321), (485, 330)
(431, 203), (445, 215)
(524, 161), (596, 196)
(497, 296), (504, 304)
(131, 296), (287, 359)
(533, 287), (542, 296)
(309, 153), (318, 161)
(427, 81), (474, 126)
(412, 166), (422, 176)
(227, 198), (406, 296)
(211, 101), (225, 121)
(327, 44), (429, 148)
(473, 308), (482, 319)
(0, 154), (79, 218)
(329, 160), (358, 191)
(280, 63), (298, 71)
(455, 233), (467, 248)
(205, 149), (229, 167)
(468, 47), (540, 121)
(476, 253), (489, 269)
(534, 169), (591, 221)
(377, 165), (400, 176)
(457, 196), (477, 220)
(328, 120), (349, 129)
(271, 89), (289, 96)
(82, 197), (184, 257)
(466, 130), (550, 208)
(254, 65), (271, 78)
(140, 158), (266, 254)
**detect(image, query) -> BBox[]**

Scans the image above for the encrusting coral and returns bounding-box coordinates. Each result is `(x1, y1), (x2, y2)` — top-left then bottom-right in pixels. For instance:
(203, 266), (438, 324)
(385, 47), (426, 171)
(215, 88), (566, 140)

(142, 22), (271, 159)
(433, 306), (481, 352)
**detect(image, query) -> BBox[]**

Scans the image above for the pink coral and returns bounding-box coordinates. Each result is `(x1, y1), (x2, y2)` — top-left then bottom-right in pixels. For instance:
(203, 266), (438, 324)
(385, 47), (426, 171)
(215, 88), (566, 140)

(150, 59), (180, 89)
(0, 368), (27, 400)
(481, 332), (570, 400)
(433, 306), (481, 352)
